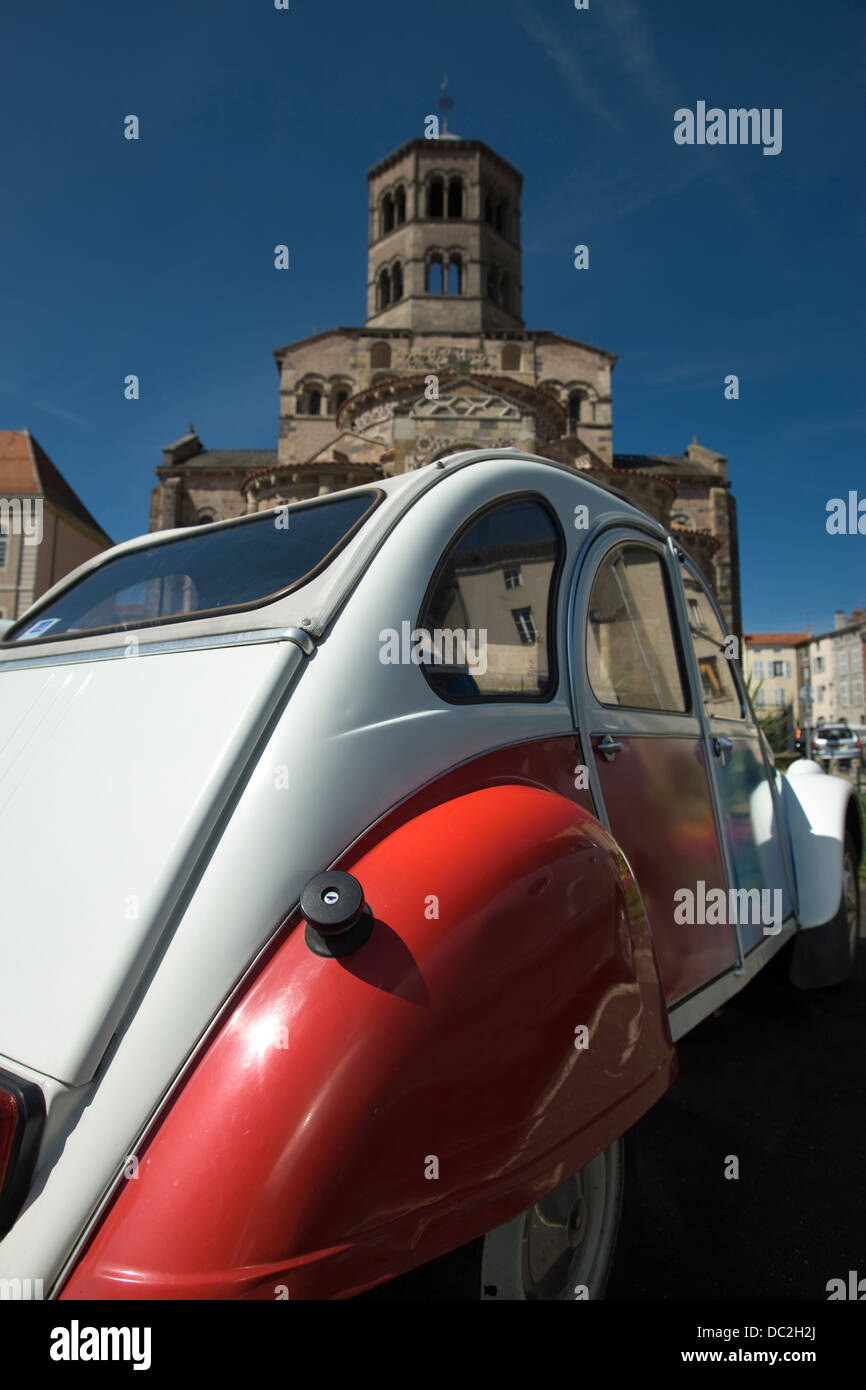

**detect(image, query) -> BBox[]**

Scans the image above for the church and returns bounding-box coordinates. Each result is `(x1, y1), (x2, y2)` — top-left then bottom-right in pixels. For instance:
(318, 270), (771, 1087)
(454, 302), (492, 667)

(148, 123), (741, 634)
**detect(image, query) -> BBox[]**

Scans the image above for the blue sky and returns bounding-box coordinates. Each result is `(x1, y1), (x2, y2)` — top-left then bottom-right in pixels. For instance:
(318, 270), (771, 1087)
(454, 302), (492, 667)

(1, 0), (863, 633)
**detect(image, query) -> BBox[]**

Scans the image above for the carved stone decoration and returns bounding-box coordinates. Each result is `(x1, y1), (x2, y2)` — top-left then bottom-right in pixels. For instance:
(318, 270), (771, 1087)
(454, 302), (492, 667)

(405, 347), (493, 371)
(414, 391), (522, 421)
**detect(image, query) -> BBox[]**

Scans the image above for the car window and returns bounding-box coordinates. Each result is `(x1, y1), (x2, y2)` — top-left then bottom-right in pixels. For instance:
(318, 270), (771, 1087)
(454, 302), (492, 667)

(4, 492), (381, 643)
(681, 570), (742, 719)
(586, 543), (687, 712)
(418, 497), (561, 700)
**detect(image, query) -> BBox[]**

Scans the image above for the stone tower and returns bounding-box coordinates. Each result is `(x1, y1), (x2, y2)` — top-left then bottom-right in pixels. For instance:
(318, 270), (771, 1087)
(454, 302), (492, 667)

(365, 135), (523, 334)
(149, 125), (740, 635)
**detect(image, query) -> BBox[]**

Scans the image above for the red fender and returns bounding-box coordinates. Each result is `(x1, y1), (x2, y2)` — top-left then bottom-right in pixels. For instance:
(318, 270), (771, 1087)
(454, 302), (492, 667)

(61, 781), (675, 1300)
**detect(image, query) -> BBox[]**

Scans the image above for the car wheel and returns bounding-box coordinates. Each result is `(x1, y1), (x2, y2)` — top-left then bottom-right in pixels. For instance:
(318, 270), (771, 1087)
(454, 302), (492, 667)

(789, 832), (860, 988)
(842, 839), (860, 968)
(479, 1138), (624, 1300)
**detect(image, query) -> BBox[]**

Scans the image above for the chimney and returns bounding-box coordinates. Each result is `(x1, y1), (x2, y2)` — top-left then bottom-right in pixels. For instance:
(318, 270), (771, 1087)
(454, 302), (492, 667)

(834, 610), (846, 630)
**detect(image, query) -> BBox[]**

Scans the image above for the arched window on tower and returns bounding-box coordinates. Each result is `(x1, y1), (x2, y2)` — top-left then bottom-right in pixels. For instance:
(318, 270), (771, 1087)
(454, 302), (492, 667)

(568, 390), (586, 435)
(377, 268), (391, 311)
(333, 387), (349, 413)
(370, 342), (391, 369)
(395, 186), (406, 223)
(501, 343), (521, 371)
(381, 192), (394, 236)
(428, 177), (444, 218)
(486, 265), (499, 304)
(484, 192), (493, 225)
(447, 177), (463, 218)
(297, 384), (324, 415)
(426, 255), (444, 294)
(391, 262), (403, 301)
(494, 201), (504, 234)
(446, 255), (462, 295)
(500, 273), (511, 313)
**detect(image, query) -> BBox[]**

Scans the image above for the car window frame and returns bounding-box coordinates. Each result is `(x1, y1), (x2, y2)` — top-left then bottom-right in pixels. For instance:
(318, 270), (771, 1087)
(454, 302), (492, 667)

(678, 556), (748, 724)
(583, 535), (693, 718)
(3, 489), (385, 647)
(415, 489), (566, 706)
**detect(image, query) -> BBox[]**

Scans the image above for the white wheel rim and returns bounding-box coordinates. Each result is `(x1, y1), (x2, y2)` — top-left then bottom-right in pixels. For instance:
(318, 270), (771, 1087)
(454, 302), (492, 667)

(480, 1142), (623, 1300)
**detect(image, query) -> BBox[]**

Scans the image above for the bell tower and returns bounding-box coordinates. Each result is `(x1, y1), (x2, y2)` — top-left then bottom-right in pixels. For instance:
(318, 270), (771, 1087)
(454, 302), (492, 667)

(366, 96), (523, 333)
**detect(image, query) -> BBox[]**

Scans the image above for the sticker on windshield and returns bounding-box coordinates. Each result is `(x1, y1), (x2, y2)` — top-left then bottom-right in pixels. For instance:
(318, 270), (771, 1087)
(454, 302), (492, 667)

(20, 618), (60, 638)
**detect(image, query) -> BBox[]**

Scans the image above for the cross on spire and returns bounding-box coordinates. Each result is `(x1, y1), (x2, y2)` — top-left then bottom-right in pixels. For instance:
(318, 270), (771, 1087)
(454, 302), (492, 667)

(439, 75), (454, 134)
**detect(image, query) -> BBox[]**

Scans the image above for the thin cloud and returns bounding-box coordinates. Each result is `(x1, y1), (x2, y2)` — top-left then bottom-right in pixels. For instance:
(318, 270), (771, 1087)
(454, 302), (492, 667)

(0, 377), (92, 431)
(510, 0), (674, 127)
(596, 0), (677, 108)
(509, 1), (623, 130)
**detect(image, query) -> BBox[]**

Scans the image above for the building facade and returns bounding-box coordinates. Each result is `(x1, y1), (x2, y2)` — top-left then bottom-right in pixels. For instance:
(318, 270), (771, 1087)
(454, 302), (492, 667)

(744, 633), (808, 726)
(745, 611), (866, 741)
(0, 430), (112, 623)
(150, 131), (741, 634)
(803, 611), (866, 728)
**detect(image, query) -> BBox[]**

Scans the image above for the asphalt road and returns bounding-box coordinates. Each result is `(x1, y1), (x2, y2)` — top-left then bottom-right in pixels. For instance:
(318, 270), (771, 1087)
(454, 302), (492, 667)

(606, 886), (866, 1301)
(365, 885), (866, 1301)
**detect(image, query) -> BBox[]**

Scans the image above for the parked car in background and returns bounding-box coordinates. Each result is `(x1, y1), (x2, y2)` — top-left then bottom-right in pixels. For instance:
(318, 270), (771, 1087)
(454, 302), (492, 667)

(0, 448), (861, 1302)
(794, 723), (863, 767)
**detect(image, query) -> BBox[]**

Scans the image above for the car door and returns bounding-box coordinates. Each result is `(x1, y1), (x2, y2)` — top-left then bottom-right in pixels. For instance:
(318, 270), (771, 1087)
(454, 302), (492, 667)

(571, 527), (739, 1006)
(676, 558), (794, 954)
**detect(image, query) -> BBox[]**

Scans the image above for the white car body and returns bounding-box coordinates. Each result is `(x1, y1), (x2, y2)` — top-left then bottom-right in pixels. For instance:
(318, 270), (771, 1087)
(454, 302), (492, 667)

(0, 449), (860, 1301)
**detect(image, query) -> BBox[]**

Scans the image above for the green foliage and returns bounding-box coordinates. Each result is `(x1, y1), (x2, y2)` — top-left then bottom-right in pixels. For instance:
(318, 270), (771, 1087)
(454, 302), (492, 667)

(746, 673), (792, 753)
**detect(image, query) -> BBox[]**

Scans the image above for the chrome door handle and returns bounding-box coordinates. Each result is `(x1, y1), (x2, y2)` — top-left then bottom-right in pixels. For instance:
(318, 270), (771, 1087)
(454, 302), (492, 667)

(713, 736), (733, 764)
(598, 735), (624, 761)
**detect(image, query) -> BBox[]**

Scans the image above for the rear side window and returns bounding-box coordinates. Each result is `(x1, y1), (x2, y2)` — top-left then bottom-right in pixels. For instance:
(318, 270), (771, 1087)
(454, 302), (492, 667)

(586, 543), (687, 712)
(682, 570), (742, 719)
(4, 492), (381, 643)
(418, 497), (562, 700)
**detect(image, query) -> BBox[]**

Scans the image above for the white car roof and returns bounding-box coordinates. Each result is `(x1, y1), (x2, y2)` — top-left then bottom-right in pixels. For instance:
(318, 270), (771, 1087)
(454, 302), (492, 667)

(0, 448), (659, 664)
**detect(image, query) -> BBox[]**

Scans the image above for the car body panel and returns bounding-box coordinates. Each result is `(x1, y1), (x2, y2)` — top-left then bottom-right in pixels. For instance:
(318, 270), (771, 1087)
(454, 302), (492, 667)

(61, 781), (675, 1300)
(0, 448), (858, 1299)
(779, 759), (863, 927)
(0, 639), (304, 1084)
(586, 733), (737, 1001)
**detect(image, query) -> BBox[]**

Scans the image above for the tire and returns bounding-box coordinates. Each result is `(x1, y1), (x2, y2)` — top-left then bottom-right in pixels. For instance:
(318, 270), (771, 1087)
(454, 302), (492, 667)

(790, 832), (860, 988)
(479, 1138), (624, 1301)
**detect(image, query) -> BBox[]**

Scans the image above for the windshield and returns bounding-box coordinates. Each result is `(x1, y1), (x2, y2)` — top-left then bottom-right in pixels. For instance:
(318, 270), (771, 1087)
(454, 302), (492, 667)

(4, 491), (381, 644)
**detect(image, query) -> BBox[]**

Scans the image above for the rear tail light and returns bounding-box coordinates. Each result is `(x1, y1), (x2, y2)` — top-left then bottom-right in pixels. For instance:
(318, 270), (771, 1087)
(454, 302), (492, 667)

(0, 1092), (17, 1187)
(0, 1071), (45, 1240)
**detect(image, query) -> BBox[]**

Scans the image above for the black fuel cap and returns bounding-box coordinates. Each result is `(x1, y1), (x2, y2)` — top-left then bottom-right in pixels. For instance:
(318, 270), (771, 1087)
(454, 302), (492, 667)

(301, 871), (373, 957)
(301, 871), (364, 934)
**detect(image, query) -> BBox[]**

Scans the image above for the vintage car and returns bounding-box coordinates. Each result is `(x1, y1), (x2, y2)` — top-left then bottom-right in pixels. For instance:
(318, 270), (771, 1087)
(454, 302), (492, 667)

(0, 448), (861, 1302)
